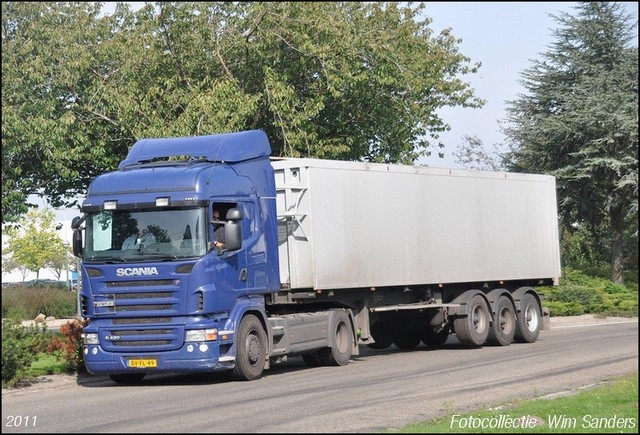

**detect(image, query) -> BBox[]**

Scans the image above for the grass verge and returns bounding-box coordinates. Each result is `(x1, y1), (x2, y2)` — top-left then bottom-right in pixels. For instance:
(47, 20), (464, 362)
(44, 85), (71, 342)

(395, 372), (638, 433)
(26, 352), (71, 377)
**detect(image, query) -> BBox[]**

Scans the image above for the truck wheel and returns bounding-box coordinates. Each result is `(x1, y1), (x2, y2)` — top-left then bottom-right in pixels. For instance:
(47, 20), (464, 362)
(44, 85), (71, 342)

(487, 296), (516, 346)
(367, 321), (393, 350)
(515, 293), (541, 343)
(393, 329), (422, 350)
(422, 324), (450, 347)
(233, 314), (267, 381)
(109, 373), (145, 384)
(454, 294), (490, 346)
(318, 310), (353, 366)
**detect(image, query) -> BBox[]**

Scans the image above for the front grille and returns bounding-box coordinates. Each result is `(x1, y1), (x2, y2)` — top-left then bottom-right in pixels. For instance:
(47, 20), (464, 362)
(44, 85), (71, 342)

(116, 292), (173, 299)
(107, 280), (173, 287)
(92, 289), (179, 316)
(110, 329), (172, 336)
(112, 317), (171, 325)
(112, 340), (172, 346)
(100, 324), (183, 351)
(116, 304), (173, 312)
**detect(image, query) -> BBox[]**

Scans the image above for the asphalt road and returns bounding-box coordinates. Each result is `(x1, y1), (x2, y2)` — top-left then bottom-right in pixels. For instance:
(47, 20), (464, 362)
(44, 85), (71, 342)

(2, 319), (637, 433)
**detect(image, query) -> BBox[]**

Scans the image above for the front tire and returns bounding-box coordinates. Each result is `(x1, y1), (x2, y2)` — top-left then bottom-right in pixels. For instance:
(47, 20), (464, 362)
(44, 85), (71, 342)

(233, 314), (267, 381)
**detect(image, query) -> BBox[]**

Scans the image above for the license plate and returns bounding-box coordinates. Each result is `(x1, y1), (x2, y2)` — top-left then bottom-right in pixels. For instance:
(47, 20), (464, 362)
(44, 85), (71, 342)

(128, 358), (157, 368)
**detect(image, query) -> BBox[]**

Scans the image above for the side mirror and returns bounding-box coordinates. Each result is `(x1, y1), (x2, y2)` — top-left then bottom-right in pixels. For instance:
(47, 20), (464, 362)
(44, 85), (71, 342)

(225, 208), (243, 221)
(71, 216), (84, 257)
(72, 229), (83, 257)
(224, 208), (243, 251)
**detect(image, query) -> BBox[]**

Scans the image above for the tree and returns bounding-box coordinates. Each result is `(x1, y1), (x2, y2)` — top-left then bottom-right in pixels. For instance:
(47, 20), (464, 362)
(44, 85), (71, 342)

(1, 257), (29, 282)
(453, 134), (504, 171)
(45, 243), (73, 281)
(503, 2), (638, 283)
(2, 2), (484, 223)
(3, 208), (66, 279)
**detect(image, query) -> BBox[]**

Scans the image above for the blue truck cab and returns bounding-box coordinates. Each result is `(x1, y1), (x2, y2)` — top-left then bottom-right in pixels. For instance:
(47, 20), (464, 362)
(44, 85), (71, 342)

(73, 130), (281, 382)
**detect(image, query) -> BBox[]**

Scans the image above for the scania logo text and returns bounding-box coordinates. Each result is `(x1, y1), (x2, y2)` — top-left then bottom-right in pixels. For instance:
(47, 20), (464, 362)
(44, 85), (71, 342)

(116, 267), (159, 277)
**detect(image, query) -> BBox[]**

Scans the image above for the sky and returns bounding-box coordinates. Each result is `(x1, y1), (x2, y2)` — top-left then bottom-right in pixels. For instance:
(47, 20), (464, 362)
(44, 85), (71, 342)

(419, 1), (638, 168)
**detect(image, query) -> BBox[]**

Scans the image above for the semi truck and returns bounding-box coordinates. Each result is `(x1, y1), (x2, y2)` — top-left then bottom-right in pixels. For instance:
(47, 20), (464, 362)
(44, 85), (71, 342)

(71, 129), (561, 383)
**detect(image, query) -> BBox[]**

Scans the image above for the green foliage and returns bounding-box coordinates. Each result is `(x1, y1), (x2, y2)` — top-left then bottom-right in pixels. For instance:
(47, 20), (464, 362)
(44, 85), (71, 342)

(543, 268), (638, 317)
(2, 1), (484, 223)
(1, 319), (41, 388)
(503, 2), (638, 283)
(26, 353), (69, 377)
(560, 224), (610, 274)
(1, 284), (77, 319)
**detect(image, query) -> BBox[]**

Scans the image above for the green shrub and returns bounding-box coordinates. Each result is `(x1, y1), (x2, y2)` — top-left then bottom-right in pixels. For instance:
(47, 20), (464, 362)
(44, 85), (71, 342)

(542, 267), (638, 317)
(1, 284), (76, 319)
(545, 301), (585, 316)
(1, 319), (41, 388)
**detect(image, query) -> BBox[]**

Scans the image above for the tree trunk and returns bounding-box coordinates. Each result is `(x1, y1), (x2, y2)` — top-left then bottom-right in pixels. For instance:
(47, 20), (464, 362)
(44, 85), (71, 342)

(610, 204), (625, 284)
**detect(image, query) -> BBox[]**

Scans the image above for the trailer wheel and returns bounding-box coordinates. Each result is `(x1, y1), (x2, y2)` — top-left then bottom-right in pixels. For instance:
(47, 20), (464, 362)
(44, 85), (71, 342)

(233, 314), (267, 381)
(454, 294), (490, 346)
(422, 324), (450, 347)
(367, 321), (393, 350)
(515, 293), (541, 343)
(109, 373), (145, 384)
(487, 296), (516, 346)
(393, 328), (422, 350)
(318, 310), (353, 366)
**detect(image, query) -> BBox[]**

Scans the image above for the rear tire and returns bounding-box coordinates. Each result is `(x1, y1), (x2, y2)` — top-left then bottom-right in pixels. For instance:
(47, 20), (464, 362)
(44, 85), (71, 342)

(393, 328), (422, 350)
(454, 294), (490, 346)
(318, 310), (353, 366)
(487, 296), (516, 346)
(515, 293), (541, 343)
(233, 314), (267, 381)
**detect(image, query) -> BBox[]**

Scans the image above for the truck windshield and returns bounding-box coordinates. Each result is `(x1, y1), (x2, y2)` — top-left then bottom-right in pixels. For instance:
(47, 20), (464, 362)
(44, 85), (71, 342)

(84, 207), (207, 261)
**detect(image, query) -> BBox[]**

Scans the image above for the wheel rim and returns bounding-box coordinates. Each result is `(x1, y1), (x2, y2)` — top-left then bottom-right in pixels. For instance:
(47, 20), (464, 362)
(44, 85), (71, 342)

(246, 331), (261, 365)
(472, 304), (487, 333)
(499, 306), (514, 335)
(524, 305), (539, 332)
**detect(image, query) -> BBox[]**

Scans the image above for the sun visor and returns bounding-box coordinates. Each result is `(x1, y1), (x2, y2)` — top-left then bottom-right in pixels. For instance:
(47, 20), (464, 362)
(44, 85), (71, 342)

(118, 130), (271, 169)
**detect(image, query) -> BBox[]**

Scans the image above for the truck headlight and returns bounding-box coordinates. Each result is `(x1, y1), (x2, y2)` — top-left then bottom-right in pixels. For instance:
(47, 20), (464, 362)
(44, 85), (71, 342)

(185, 329), (218, 342)
(83, 333), (99, 345)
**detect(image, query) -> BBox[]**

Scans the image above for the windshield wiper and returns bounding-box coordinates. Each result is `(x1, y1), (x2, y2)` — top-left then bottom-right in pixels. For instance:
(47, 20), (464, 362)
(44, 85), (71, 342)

(138, 253), (180, 261)
(86, 256), (128, 263)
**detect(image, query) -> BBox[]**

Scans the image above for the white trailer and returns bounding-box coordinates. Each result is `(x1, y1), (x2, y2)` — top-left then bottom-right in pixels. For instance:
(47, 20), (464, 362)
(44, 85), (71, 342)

(274, 158), (560, 289)
(269, 158), (560, 353)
